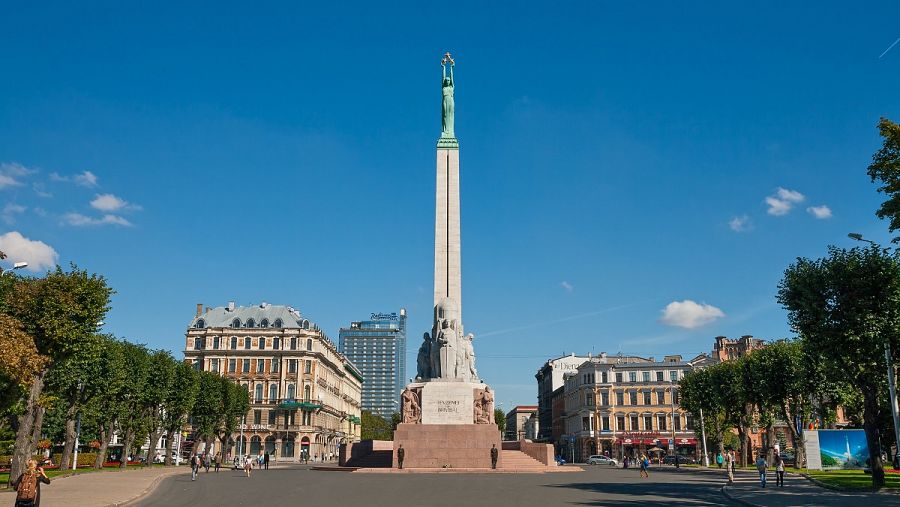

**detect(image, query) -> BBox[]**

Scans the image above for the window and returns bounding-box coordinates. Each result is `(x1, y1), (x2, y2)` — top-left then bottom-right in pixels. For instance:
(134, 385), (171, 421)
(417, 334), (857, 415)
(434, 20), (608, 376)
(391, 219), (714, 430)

(255, 384), (263, 402)
(272, 359), (280, 373)
(290, 337), (297, 350)
(686, 414), (694, 430)
(670, 370), (679, 382)
(307, 339), (313, 351)
(259, 339), (265, 350)
(193, 360), (201, 371)
(674, 415), (681, 431)
(582, 417), (590, 431)
(228, 359), (236, 373)
(616, 392), (624, 405)
(244, 337), (251, 350)
(601, 391), (609, 405)
(602, 416), (610, 431)
(642, 371), (651, 382)
(257, 359), (265, 373)
(644, 415), (653, 430)
(286, 384), (296, 400)
(274, 319), (283, 328)
(213, 336), (220, 349)
(269, 384), (277, 401)
(656, 371), (664, 381)
(643, 391), (652, 405)
(658, 415), (667, 431)
(629, 392), (638, 405)
(672, 389), (680, 404)
(253, 409), (261, 425)
(615, 372), (623, 383)
(210, 358), (220, 373)
(617, 416), (626, 430)
(231, 336), (238, 349)
(628, 372), (637, 382)
(194, 337), (203, 350)
(304, 360), (312, 374)
(231, 319), (241, 328)
(601, 371), (608, 383)
(246, 318), (255, 328)
(195, 319), (205, 329)
(268, 410), (276, 425)
(302, 411), (311, 425)
(260, 318), (269, 328)
(586, 393), (594, 406)
(288, 360), (297, 374)
(304, 385), (311, 401)
(273, 337), (280, 350)
(630, 416), (639, 430)
(242, 359), (250, 373)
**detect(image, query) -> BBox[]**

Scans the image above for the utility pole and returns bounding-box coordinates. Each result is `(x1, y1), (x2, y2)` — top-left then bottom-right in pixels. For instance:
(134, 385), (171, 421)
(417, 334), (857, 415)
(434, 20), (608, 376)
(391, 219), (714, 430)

(699, 408), (710, 467)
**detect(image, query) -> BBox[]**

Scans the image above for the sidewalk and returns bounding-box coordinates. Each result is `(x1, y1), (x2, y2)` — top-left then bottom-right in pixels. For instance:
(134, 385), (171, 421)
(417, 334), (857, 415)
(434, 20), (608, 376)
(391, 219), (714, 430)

(722, 469), (900, 506)
(0, 466), (186, 507)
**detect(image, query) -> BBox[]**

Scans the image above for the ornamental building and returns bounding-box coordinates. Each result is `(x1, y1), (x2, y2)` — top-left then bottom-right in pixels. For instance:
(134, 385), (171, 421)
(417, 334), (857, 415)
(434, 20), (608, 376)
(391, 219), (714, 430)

(183, 302), (363, 462)
(560, 352), (713, 463)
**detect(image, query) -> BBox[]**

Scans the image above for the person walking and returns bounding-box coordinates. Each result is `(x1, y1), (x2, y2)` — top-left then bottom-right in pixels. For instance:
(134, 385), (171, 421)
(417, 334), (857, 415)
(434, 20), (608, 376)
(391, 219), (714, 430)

(755, 453), (768, 488)
(730, 450), (737, 475)
(264, 451), (270, 470)
(490, 444), (499, 470)
(214, 453), (221, 472)
(639, 453), (649, 478)
(397, 445), (405, 470)
(724, 449), (734, 484)
(190, 454), (200, 481)
(203, 453), (211, 473)
(716, 451), (723, 469)
(244, 454), (253, 477)
(774, 453), (785, 487)
(12, 459), (50, 507)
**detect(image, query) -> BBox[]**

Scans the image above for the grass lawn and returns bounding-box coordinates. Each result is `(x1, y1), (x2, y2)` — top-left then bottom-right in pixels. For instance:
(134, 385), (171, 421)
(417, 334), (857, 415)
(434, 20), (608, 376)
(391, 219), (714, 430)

(0, 463), (172, 489)
(800, 469), (900, 490)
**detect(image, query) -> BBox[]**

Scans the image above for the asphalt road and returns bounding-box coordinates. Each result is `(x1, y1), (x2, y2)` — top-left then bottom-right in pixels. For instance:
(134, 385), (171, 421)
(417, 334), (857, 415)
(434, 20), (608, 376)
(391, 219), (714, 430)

(135, 464), (731, 506)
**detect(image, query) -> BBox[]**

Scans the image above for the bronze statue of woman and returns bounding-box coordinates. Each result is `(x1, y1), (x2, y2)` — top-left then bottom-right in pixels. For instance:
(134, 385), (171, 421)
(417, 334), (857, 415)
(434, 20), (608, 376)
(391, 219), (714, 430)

(441, 54), (455, 138)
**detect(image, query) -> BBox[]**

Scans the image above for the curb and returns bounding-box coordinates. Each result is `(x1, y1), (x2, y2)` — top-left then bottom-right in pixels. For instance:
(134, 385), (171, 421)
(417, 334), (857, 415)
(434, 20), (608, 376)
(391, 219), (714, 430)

(720, 485), (763, 507)
(108, 469), (186, 507)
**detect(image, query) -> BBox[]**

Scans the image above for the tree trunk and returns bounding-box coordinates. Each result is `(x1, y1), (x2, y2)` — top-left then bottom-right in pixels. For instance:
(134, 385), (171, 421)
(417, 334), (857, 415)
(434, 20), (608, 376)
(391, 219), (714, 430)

(59, 406), (77, 470)
(737, 426), (747, 467)
(94, 421), (112, 469)
(782, 406), (805, 468)
(766, 422), (776, 465)
(30, 404), (44, 454)
(862, 386), (885, 489)
(11, 370), (47, 481)
(219, 433), (229, 462)
(146, 428), (162, 467)
(120, 428), (134, 469)
(164, 429), (175, 466)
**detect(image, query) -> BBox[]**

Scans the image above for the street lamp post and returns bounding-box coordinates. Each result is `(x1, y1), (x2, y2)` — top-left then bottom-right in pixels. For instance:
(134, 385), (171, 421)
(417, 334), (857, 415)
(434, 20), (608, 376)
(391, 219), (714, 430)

(848, 232), (900, 460)
(699, 408), (710, 467)
(1, 261), (28, 275)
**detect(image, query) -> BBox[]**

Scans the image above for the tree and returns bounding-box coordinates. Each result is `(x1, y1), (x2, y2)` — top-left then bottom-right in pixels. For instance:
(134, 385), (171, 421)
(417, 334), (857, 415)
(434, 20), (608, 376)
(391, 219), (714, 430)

(494, 408), (506, 434)
(215, 378), (249, 460)
(162, 362), (198, 465)
(360, 411), (392, 441)
(190, 372), (223, 450)
(116, 341), (151, 468)
(778, 245), (900, 489)
(82, 337), (128, 469)
(867, 117), (900, 242)
(143, 350), (176, 466)
(5, 266), (112, 479)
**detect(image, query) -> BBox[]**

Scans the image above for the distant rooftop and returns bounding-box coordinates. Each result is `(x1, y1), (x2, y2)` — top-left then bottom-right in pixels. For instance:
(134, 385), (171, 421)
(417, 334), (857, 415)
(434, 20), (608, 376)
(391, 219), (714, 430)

(190, 301), (312, 330)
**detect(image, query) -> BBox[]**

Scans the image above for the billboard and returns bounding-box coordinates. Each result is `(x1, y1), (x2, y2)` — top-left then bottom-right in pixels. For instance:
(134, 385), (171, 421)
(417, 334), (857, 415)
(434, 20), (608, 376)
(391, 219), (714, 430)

(803, 429), (868, 470)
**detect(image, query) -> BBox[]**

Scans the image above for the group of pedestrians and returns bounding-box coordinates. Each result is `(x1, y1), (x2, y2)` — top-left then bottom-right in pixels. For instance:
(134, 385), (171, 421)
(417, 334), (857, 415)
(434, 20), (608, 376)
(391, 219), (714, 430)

(715, 449), (787, 488)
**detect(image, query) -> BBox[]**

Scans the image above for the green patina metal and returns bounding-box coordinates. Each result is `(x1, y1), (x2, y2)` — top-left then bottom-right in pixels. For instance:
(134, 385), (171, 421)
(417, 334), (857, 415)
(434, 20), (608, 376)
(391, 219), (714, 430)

(438, 52), (459, 149)
(278, 401), (322, 411)
(344, 363), (364, 383)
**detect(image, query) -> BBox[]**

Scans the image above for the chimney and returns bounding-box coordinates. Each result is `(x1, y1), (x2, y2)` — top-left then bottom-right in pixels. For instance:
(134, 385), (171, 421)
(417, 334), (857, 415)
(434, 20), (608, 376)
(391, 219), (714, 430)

(227, 301), (235, 312)
(196, 303), (203, 317)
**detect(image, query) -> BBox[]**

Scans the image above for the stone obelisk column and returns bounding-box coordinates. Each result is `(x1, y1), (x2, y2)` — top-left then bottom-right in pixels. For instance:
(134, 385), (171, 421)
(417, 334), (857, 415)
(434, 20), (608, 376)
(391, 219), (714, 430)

(435, 52), (461, 320)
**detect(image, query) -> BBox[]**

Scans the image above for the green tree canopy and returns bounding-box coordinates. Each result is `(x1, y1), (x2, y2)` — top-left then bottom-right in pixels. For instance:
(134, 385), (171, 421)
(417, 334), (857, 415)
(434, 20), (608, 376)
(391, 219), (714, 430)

(867, 117), (900, 242)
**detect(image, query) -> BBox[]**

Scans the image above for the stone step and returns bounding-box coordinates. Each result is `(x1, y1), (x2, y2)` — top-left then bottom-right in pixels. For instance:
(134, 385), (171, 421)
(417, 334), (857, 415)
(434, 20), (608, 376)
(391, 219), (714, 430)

(500, 450), (551, 470)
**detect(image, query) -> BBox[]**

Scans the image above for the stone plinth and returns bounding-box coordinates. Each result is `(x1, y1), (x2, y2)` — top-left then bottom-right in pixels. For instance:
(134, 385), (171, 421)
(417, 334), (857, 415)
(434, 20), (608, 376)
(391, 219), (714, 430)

(393, 423), (502, 469)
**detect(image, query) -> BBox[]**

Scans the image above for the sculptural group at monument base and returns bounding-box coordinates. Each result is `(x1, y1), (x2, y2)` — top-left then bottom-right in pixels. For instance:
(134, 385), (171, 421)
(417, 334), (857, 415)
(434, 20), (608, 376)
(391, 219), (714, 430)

(400, 383), (494, 425)
(416, 297), (478, 382)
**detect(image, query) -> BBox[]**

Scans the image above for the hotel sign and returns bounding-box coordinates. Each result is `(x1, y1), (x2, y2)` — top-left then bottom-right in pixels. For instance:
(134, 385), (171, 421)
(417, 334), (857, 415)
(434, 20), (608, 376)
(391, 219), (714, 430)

(370, 312), (399, 321)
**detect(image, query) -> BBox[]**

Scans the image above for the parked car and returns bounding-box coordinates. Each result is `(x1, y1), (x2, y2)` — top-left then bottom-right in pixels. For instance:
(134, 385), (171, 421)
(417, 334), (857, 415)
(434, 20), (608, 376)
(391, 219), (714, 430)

(780, 453), (796, 467)
(586, 455), (619, 466)
(662, 455), (696, 465)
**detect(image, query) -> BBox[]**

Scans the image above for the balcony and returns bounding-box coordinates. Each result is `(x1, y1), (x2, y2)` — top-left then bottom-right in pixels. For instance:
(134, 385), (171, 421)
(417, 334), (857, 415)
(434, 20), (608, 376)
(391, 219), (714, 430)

(277, 398), (322, 411)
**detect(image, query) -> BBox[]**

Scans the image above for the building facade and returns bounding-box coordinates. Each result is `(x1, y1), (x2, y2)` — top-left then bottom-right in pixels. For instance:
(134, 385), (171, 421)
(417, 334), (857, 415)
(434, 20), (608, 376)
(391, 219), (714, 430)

(183, 302), (363, 462)
(561, 353), (710, 463)
(534, 354), (590, 441)
(338, 309), (407, 419)
(504, 405), (539, 441)
(712, 335), (764, 362)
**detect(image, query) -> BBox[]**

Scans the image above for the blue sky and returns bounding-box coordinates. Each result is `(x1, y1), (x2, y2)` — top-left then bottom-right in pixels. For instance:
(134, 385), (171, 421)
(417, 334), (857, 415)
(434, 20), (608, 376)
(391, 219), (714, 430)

(1, 1), (899, 409)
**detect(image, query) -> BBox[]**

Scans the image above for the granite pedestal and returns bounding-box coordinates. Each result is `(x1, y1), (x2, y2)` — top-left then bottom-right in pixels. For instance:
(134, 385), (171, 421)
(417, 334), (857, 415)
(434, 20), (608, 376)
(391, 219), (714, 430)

(393, 423), (502, 469)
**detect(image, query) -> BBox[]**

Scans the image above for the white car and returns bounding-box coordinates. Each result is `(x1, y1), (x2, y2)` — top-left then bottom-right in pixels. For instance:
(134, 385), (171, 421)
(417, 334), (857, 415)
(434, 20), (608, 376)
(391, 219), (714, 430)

(586, 455), (618, 466)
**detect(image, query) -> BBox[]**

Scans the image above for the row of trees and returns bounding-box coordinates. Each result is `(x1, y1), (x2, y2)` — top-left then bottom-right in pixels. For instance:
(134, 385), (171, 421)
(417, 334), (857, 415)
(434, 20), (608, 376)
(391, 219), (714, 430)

(681, 118), (900, 489)
(0, 265), (249, 480)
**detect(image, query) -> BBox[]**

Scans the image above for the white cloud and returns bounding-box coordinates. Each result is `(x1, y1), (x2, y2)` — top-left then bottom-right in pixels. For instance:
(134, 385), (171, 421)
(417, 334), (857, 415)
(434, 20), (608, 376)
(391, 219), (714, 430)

(90, 193), (136, 212)
(729, 215), (751, 232)
(765, 187), (805, 216)
(32, 182), (52, 198)
(62, 212), (132, 227)
(560, 281), (574, 292)
(807, 205), (832, 219)
(0, 162), (35, 189)
(0, 231), (58, 272)
(51, 170), (99, 187)
(660, 300), (725, 329)
(2, 203), (26, 225)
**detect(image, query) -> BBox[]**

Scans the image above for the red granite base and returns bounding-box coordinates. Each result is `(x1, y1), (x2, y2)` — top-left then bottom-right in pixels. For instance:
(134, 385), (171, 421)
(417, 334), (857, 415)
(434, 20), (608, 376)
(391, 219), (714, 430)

(393, 423), (502, 469)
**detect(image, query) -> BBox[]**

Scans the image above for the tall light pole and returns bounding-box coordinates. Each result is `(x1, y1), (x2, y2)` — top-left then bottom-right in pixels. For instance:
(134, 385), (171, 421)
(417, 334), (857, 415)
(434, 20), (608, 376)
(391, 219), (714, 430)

(699, 408), (710, 467)
(1, 261), (28, 275)
(848, 232), (900, 460)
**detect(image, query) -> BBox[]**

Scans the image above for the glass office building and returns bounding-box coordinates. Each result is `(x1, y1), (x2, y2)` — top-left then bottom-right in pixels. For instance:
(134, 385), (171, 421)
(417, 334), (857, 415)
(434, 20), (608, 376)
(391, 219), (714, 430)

(339, 309), (407, 419)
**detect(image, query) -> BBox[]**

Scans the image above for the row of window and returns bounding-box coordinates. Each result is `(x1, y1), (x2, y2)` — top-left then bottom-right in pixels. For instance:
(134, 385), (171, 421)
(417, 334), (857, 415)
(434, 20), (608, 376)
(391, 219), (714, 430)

(199, 357), (314, 375)
(248, 408), (313, 426)
(580, 370), (681, 385)
(194, 336), (314, 351)
(244, 382), (313, 403)
(195, 318), (289, 329)
(582, 389), (680, 407)
(581, 414), (693, 432)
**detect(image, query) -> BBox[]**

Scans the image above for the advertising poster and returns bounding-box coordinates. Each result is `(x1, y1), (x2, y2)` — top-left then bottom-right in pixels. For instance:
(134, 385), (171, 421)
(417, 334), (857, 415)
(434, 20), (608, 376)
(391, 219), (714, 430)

(804, 429), (868, 470)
